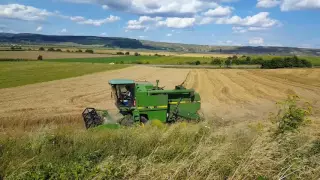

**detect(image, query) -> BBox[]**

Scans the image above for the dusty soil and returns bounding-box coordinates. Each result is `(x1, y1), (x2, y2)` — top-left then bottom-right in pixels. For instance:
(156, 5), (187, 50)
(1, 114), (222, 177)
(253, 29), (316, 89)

(0, 51), (116, 60)
(0, 67), (319, 129)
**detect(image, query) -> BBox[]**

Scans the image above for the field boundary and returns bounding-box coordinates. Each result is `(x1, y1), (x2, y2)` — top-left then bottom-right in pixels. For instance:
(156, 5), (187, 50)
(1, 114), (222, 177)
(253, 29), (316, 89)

(136, 64), (262, 69)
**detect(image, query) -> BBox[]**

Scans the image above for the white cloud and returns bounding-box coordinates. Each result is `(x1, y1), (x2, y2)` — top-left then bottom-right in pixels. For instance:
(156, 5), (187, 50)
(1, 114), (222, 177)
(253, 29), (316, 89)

(61, 28), (67, 33)
(249, 37), (264, 45)
(70, 15), (120, 26)
(281, 0), (320, 11)
(0, 4), (53, 21)
(167, 33), (172, 36)
(203, 6), (233, 17)
(215, 12), (279, 28)
(127, 16), (196, 30)
(63, 0), (220, 17)
(101, 32), (107, 36)
(157, 17), (196, 28)
(102, 5), (109, 9)
(248, 26), (268, 31)
(0, 3), (120, 28)
(127, 16), (197, 31)
(126, 16), (162, 30)
(70, 16), (86, 21)
(197, 17), (215, 25)
(36, 26), (43, 32)
(232, 26), (247, 33)
(257, 0), (281, 8)
(232, 26), (268, 33)
(257, 0), (320, 11)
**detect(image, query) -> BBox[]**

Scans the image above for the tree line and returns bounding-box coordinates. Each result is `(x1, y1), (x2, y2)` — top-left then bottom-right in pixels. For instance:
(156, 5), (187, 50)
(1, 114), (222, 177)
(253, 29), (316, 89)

(39, 47), (94, 53)
(208, 55), (312, 69)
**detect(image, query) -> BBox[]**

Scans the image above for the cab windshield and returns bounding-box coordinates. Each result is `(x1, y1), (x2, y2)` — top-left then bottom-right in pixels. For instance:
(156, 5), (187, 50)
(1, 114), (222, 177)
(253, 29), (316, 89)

(111, 84), (135, 107)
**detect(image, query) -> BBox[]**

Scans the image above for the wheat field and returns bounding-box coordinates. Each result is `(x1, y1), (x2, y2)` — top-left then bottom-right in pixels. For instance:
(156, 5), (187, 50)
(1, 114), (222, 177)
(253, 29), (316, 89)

(0, 66), (319, 179)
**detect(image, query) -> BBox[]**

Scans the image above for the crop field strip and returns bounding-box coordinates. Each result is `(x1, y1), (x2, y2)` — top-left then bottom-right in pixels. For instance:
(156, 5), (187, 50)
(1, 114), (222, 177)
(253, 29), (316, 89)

(0, 61), (127, 88)
(0, 66), (319, 130)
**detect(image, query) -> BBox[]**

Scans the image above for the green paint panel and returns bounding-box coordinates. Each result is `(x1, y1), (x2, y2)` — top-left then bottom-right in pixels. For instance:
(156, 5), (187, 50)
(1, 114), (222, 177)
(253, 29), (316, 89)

(142, 110), (167, 122)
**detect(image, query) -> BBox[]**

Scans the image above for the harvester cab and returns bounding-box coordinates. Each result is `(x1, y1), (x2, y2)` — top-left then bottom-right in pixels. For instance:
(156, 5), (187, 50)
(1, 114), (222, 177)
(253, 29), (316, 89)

(82, 79), (201, 129)
(109, 79), (135, 109)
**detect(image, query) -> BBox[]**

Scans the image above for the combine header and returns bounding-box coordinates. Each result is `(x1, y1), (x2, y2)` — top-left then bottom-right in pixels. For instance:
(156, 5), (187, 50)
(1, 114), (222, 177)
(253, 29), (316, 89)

(82, 79), (201, 129)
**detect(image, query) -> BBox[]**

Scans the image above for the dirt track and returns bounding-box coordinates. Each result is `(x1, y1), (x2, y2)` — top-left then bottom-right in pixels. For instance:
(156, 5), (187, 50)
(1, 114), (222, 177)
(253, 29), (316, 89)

(0, 67), (319, 128)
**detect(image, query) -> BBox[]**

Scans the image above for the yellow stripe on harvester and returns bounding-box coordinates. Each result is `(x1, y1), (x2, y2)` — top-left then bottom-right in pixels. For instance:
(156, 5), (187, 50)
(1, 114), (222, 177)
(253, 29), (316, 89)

(169, 101), (201, 105)
(137, 101), (200, 109)
(137, 105), (168, 110)
(157, 105), (168, 108)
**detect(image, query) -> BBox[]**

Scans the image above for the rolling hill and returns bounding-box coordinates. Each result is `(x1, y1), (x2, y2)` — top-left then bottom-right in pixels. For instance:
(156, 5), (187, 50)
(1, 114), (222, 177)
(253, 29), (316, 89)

(1, 33), (320, 56)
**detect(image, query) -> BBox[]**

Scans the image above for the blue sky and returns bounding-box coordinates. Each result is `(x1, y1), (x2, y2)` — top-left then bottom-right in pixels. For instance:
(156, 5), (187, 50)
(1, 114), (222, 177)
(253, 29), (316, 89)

(0, 0), (319, 48)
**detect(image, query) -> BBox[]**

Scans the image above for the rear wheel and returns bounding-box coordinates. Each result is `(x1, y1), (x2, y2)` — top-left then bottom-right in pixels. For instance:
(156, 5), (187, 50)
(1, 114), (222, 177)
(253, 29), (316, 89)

(140, 116), (148, 124)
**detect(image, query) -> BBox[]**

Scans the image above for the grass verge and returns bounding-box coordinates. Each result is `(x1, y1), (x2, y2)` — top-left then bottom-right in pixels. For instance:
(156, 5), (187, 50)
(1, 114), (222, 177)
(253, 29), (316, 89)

(0, 61), (127, 89)
(0, 119), (319, 179)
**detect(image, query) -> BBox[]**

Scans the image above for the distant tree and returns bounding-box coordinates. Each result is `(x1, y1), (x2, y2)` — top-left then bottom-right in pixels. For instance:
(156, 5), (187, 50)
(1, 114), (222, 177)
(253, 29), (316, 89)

(261, 56), (312, 69)
(39, 47), (45, 51)
(195, 60), (201, 65)
(28, 48), (32, 51)
(233, 58), (241, 65)
(225, 59), (232, 68)
(10, 46), (14, 50)
(211, 58), (223, 67)
(252, 57), (264, 65)
(116, 52), (125, 55)
(56, 49), (62, 52)
(134, 52), (140, 56)
(301, 59), (312, 68)
(246, 56), (252, 63)
(37, 55), (43, 60)
(47, 47), (55, 51)
(76, 49), (83, 53)
(125, 52), (130, 55)
(85, 49), (94, 54)
(66, 49), (70, 52)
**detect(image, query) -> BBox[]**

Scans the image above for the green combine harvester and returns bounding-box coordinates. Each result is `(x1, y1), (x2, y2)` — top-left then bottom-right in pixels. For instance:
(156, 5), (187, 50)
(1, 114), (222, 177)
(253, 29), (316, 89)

(82, 79), (201, 129)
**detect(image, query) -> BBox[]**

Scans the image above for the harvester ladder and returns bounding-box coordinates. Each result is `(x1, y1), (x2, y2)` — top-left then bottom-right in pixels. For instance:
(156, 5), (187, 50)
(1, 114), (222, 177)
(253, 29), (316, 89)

(169, 97), (183, 122)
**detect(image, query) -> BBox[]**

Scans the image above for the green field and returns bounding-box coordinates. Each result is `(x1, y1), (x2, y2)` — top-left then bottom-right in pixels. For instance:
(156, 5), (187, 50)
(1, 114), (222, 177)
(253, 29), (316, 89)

(0, 62), (127, 88)
(46, 56), (211, 65)
(47, 55), (320, 66)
